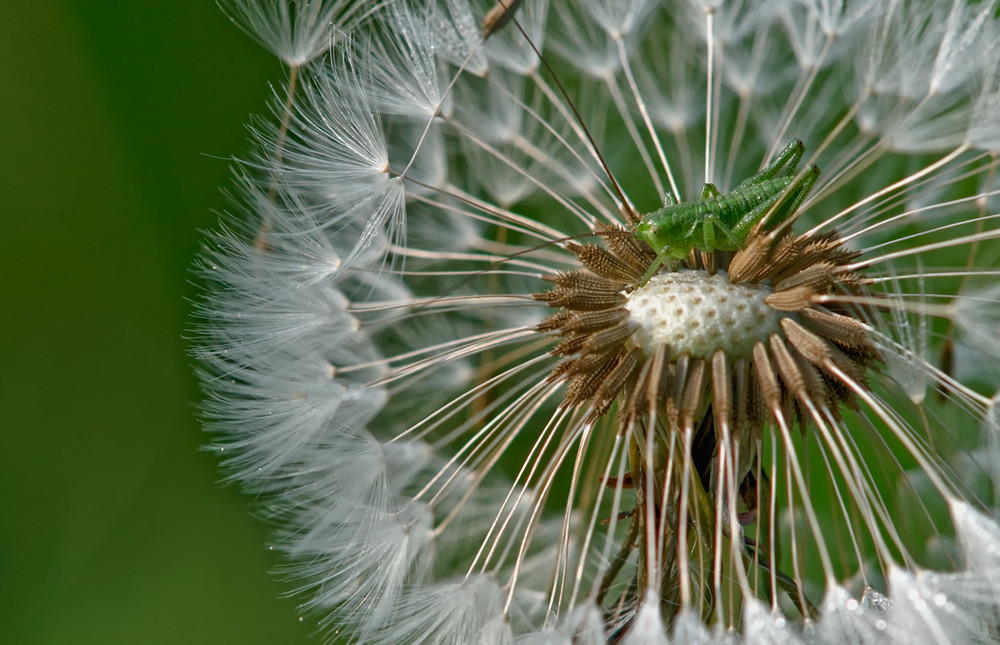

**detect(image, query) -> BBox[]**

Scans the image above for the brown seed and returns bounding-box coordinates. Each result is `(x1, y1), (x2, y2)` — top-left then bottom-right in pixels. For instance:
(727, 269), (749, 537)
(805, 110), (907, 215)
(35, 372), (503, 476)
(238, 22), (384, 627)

(765, 285), (816, 311)
(799, 308), (873, 348)
(570, 243), (644, 283)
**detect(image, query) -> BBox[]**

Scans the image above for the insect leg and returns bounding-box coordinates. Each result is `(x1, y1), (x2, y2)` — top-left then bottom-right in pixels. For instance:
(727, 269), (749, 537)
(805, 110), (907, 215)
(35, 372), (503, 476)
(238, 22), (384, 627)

(699, 183), (721, 200)
(693, 185), (729, 252)
(701, 211), (717, 250)
(778, 164), (819, 216)
(698, 209), (744, 251)
(728, 197), (785, 242)
(662, 190), (679, 207)
(733, 139), (805, 190)
(634, 253), (670, 287)
(696, 206), (744, 252)
(731, 164), (819, 239)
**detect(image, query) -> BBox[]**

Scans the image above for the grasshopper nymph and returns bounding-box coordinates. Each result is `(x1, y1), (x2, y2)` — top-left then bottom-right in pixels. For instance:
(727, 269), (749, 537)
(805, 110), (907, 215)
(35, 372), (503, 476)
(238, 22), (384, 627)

(634, 140), (819, 282)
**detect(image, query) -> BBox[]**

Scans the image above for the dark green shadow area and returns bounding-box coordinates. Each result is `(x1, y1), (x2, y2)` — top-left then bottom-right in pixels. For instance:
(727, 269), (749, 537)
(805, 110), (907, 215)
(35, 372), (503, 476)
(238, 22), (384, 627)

(0, 2), (312, 643)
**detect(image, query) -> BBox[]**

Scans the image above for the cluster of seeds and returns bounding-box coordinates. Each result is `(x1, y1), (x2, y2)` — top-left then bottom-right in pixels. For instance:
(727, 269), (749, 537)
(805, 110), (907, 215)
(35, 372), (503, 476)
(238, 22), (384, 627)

(626, 271), (783, 360)
(535, 220), (881, 449)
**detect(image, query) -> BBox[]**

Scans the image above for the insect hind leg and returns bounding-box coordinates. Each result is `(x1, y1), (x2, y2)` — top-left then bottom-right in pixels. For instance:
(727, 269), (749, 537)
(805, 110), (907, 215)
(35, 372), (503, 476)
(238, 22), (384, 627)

(733, 140), (805, 191)
(779, 164), (819, 218)
(732, 163), (820, 239)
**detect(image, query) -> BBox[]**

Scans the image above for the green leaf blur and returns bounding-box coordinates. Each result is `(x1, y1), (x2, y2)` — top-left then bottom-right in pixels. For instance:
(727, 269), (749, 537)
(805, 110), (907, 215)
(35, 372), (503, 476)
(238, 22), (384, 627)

(0, 2), (311, 643)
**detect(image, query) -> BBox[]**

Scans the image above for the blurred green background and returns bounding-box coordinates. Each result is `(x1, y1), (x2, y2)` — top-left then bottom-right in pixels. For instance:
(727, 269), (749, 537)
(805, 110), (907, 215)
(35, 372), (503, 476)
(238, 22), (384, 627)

(0, 2), (313, 643)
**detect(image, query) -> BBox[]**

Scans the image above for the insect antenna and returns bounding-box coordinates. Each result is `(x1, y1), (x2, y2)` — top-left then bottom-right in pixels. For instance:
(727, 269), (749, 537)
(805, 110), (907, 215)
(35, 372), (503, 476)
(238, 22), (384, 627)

(497, 1), (640, 224)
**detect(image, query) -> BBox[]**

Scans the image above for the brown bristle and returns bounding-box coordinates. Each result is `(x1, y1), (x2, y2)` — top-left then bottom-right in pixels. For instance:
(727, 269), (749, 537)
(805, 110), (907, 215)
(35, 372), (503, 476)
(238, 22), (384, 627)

(597, 223), (658, 269)
(569, 243), (645, 283)
(799, 308), (873, 348)
(765, 286), (816, 311)
(553, 270), (622, 292)
(774, 262), (838, 292)
(559, 308), (630, 334)
(535, 286), (626, 311)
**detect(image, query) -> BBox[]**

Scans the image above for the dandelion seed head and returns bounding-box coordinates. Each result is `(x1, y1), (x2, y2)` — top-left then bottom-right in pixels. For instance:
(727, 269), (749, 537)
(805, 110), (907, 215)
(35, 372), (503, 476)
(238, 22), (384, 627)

(196, 0), (1000, 642)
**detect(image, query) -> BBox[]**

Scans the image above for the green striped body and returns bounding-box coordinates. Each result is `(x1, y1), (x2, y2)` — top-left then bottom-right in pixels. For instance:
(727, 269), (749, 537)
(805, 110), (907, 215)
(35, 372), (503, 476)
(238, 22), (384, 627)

(635, 176), (797, 259)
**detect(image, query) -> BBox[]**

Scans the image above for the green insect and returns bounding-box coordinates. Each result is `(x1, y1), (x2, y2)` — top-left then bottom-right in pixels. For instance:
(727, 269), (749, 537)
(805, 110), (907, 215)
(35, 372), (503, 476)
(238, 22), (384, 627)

(634, 140), (819, 277)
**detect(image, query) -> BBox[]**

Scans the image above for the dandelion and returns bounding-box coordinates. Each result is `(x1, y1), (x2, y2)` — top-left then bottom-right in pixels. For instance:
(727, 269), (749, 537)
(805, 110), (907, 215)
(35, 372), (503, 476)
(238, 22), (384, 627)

(194, 0), (1000, 642)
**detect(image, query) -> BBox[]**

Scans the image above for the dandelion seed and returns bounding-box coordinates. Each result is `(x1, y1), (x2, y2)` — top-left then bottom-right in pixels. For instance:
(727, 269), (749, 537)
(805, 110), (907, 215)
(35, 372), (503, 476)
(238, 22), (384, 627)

(195, 0), (1000, 642)
(218, 0), (366, 66)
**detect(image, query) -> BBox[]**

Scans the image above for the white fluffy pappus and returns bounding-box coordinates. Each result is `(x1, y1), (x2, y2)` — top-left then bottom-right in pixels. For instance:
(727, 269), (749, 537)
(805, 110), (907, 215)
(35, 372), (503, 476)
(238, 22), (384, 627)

(193, 0), (1000, 642)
